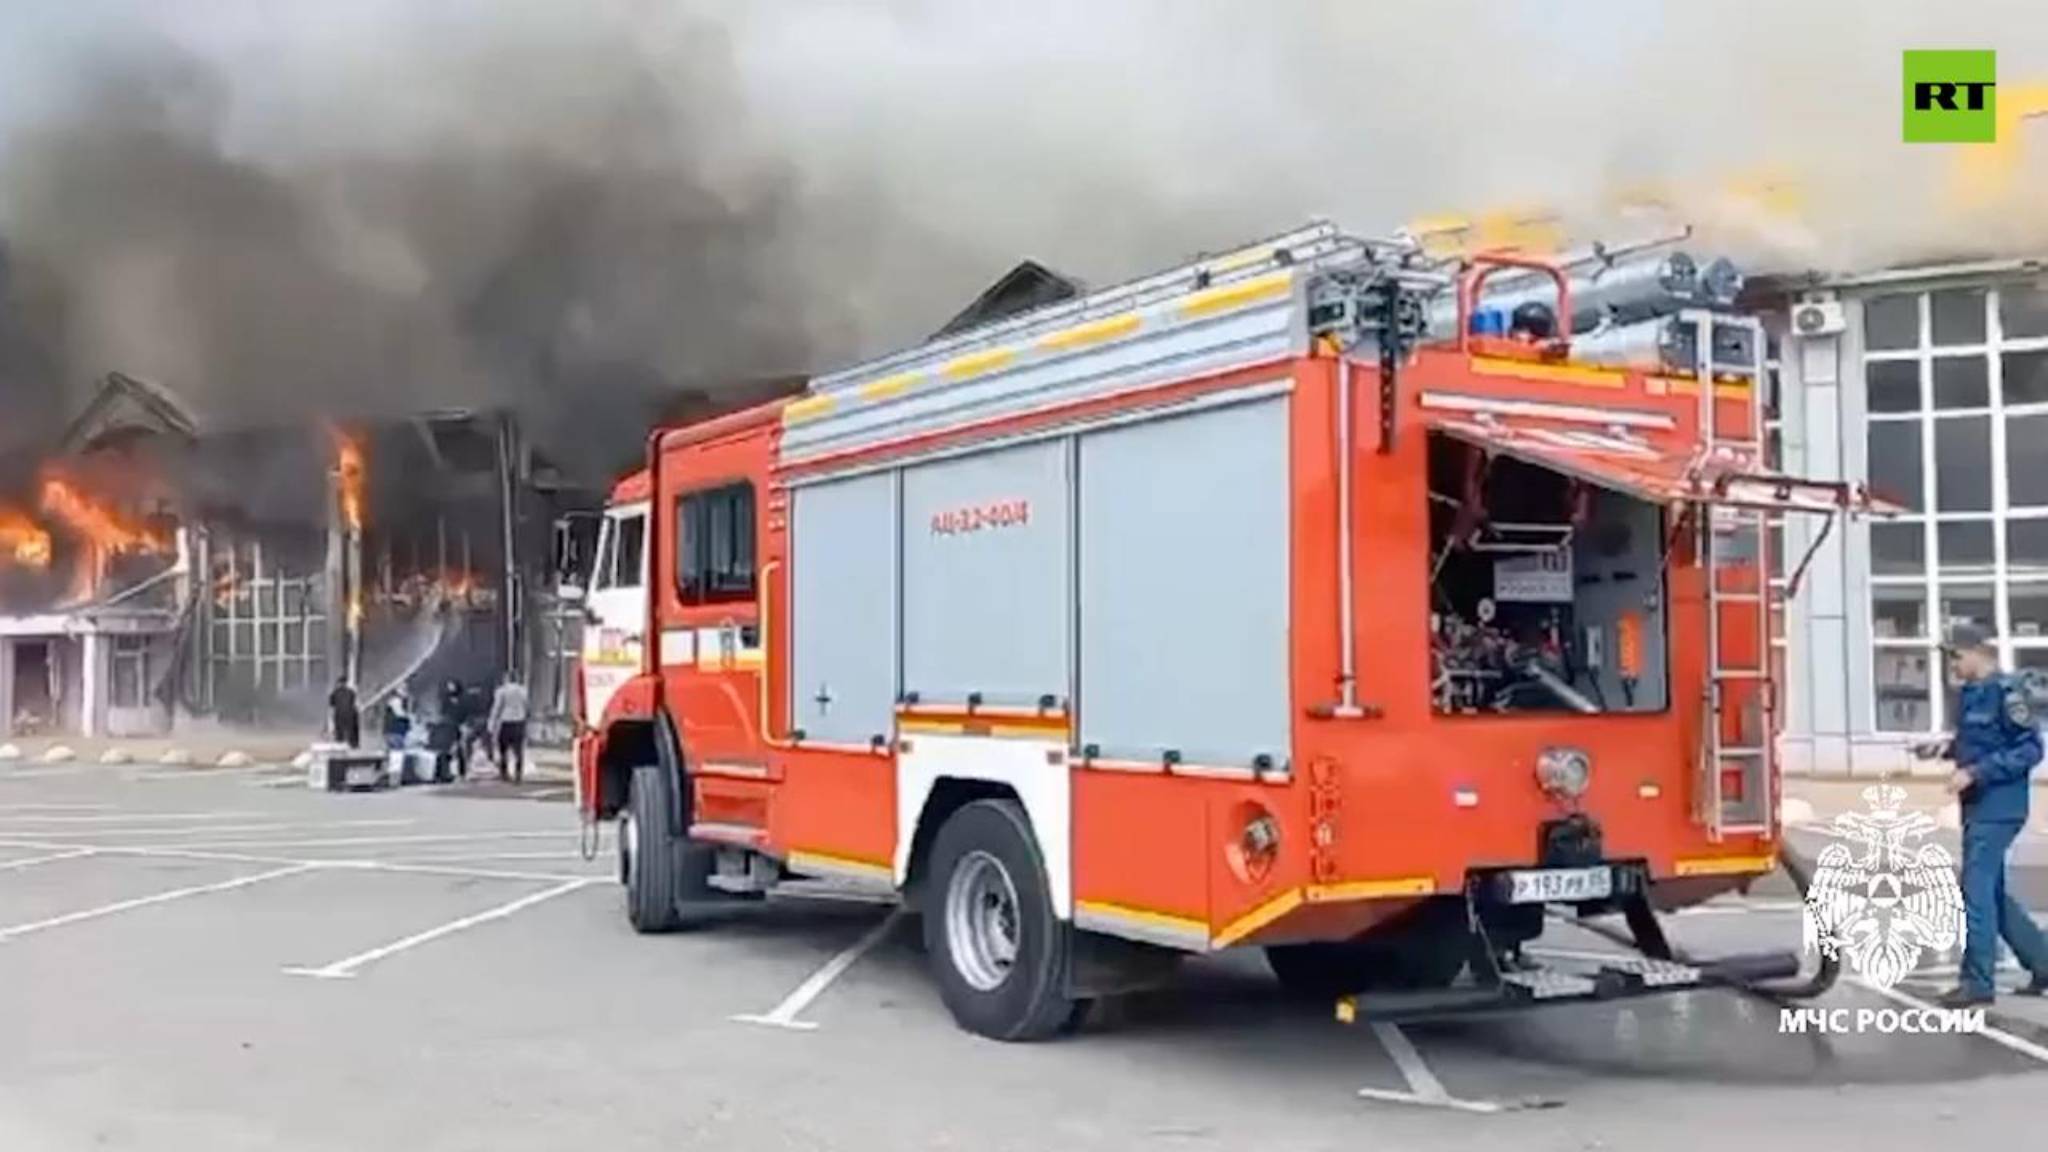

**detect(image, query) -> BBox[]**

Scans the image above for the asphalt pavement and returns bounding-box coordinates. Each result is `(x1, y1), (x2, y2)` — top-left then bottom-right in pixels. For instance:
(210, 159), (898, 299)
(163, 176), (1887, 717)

(1, 760), (2045, 1151)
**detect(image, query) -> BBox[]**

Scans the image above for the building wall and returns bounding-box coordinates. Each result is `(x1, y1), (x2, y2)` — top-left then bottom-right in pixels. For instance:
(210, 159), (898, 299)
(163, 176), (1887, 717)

(1776, 269), (2048, 776)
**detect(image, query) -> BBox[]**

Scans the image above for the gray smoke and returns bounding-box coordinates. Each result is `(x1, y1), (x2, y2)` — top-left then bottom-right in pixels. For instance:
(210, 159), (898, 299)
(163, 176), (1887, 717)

(1, 0), (2044, 481)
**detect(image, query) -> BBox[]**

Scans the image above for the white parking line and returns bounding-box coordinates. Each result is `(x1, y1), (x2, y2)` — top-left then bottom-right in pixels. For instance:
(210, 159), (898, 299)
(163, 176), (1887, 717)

(13, 819), (415, 841)
(1853, 978), (2048, 1065)
(734, 909), (904, 1031)
(0, 863), (315, 943)
(166, 830), (573, 851)
(0, 804), (113, 813)
(0, 847), (96, 872)
(0, 839), (597, 884)
(1357, 1021), (1513, 1114)
(282, 877), (597, 979)
(0, 811), (260, 825)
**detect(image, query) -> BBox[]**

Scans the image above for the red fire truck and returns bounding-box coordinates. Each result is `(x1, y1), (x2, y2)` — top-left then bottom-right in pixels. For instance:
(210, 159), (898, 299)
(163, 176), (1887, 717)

(573, 223), (1885, 1040)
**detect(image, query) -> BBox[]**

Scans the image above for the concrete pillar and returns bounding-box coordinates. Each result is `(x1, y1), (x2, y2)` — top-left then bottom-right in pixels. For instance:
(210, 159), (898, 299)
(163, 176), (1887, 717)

(79, 631), (103, 739)
(1784, 327), (1855, 775)
(0, 639), (14, 740)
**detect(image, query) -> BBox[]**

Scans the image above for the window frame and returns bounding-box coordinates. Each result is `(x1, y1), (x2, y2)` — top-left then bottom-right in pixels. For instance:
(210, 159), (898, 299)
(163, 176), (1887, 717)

(1861, 282), (2048, 732)
(611, 512), (647, 591)
(674, 481), (759, 608)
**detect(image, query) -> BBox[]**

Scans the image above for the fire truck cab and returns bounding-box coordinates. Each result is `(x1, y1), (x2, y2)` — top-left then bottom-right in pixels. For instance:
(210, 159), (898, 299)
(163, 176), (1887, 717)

(574, 222), (1887, 1041)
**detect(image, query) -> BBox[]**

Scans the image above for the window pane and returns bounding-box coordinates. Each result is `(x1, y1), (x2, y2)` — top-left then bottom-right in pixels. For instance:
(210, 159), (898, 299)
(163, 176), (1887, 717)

(2009, 519), (2048, 579)
(1867, 421), (1923, 511)
(1873, 583), (1927, 639)
(2000, 281), (2048, 339)
(1938, 520), (1995, 574)
(1871, 521), (1926, 575)
(614, 516), (645, 590)
(1933, 416), (1991, 511)
(1874, 647), (1934, 731)
(1865, 294), (1919, 351)
(2005, 350), (2048, 407)
(1941, 581), (1995, 631)
(1932, 356), (1988, 409)
(2010, 583), (2048, 639)
(2018, 648), (2048, 671)
(1931, 288), (1987, 346)
(2008, 413), (2048, 508)
(1866, 360), (1921, 413)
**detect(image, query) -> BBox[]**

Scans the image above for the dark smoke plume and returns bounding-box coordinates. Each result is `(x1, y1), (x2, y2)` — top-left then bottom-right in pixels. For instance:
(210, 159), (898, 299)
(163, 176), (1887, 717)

(0, 12), (829, 484)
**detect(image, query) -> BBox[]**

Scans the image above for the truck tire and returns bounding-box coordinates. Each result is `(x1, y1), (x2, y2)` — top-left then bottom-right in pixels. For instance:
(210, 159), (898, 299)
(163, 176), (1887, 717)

(1265, 903), (1471, 998)
(621, 764), (713, 933)
(921, 798), (1075, 1042)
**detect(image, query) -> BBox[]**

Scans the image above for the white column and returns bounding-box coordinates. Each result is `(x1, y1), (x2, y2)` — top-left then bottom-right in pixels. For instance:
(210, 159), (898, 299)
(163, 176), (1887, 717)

(79, 631), (104, 739)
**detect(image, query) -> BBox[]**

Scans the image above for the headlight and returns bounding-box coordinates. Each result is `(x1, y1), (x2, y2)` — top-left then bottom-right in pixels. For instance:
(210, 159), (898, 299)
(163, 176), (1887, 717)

(1536, 746), (1592, 800)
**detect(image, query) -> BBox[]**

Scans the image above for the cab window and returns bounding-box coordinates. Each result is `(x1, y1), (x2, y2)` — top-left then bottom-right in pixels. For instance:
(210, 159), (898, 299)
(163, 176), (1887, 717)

(677, 483), (756, 606)
(592, 520), (618, 592)
(612, 513), (646, 590)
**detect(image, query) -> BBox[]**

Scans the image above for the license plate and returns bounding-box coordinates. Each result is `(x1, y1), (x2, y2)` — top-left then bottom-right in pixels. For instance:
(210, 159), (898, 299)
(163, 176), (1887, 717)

(1507, 866), (1612, 904)
(345, 765), (381, 787)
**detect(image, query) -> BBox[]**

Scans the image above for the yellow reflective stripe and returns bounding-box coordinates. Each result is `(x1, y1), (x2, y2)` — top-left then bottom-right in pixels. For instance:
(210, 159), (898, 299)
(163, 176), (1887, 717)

(1473, 357), (1631, 388)
(940, 346), (1017, 382)
(1672, 853), (1777, 877)
(1076, 900), (1207, 935)
(788, 849), (893, 880)
(782, 394), (835, 425)
(859, 371), (919, 401)
(1180, 271), (1292, 319)
(1305, 875), (1435, 902)
(1038, 312), (1140, 352)
(1210, 888), (1303, 948)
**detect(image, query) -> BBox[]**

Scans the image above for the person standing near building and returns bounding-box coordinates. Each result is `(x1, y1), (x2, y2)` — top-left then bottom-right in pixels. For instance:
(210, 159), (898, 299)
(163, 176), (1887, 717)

(486, 673), (530, 784)
(1923, 624), (2048, 1006)
(327, 678), (359, 748)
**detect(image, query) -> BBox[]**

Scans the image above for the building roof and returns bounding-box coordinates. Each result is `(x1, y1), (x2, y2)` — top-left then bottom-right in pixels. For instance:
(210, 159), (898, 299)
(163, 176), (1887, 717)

(932, 260), (1085, 339)
(57, 372), (201, 455)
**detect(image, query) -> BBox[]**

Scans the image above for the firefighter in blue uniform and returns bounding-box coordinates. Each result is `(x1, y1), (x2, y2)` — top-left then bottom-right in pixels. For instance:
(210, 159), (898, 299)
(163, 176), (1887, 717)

(1925, 624), (2048, 1006)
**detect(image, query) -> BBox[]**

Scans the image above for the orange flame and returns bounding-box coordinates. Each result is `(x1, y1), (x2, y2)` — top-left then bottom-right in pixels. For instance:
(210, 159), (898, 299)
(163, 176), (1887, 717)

(333, 431), (365, 534)
(38, 479), (172, 556)
(0, 507), (52, 568)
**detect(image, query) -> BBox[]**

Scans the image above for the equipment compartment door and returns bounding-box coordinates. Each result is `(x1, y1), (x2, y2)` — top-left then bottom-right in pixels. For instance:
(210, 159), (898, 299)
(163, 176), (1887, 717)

(900, 440), (1070, 707)
(1076, 396), (1291, 766)
(790, 472), (898, 746)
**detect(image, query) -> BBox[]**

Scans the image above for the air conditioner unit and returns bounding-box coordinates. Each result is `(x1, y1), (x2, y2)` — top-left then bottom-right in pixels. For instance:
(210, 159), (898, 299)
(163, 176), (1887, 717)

(1790, 299), (1846, 337)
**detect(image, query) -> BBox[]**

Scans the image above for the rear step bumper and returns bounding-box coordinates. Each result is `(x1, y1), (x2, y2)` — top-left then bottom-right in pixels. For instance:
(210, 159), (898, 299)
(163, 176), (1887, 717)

(1336, 948), (1802, 1025)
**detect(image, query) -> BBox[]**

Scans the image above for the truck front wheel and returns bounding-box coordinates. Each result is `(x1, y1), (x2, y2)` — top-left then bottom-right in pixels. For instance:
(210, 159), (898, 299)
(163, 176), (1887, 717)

(922, 799), (1076, 1042)
(622, 764), (713, 933)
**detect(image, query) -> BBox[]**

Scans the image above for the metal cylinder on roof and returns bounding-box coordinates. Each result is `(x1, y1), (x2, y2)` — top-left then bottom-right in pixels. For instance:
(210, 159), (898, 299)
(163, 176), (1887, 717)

(1699, 256), (1745, 306)
(1427, 251), (1704, 337)
(1567, 314), (1759, 373)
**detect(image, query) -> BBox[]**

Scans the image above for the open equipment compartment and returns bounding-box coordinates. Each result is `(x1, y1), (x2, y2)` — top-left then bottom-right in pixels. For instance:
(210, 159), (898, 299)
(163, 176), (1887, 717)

(1426, 430), (1669, 716)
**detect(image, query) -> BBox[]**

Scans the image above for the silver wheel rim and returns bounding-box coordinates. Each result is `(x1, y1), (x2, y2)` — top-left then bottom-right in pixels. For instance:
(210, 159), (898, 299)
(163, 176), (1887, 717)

(944, 850), (1022, 992)
(620, 810), (639, 887)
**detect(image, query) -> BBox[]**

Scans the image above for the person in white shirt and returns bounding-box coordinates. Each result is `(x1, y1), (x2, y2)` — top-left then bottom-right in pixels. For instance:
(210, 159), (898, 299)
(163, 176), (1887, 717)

(486, 674), (531, 783)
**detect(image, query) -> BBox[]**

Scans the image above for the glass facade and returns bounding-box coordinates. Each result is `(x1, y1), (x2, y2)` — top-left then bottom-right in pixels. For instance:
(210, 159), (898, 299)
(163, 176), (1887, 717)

(1863, 280), (2048, 732)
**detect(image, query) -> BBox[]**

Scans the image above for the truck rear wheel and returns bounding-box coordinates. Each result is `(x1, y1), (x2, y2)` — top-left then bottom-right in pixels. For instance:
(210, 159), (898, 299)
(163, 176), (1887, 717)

(922, 798), (1075, 1042)
(621, 764), (712, 933)
(1265, 901), (1471, 998)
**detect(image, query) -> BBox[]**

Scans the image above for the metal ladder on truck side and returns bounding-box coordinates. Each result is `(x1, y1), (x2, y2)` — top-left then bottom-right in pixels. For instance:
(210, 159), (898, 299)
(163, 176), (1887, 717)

(1691, 312), (1775, 840)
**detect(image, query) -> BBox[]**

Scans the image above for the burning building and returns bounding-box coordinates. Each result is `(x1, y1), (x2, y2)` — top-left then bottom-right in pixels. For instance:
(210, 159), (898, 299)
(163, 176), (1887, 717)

(0, 371), (621, 741)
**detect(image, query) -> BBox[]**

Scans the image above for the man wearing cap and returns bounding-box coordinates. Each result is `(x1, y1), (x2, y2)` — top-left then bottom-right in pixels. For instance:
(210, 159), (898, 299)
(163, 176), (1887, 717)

(1922, 623), (2048, 1006)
